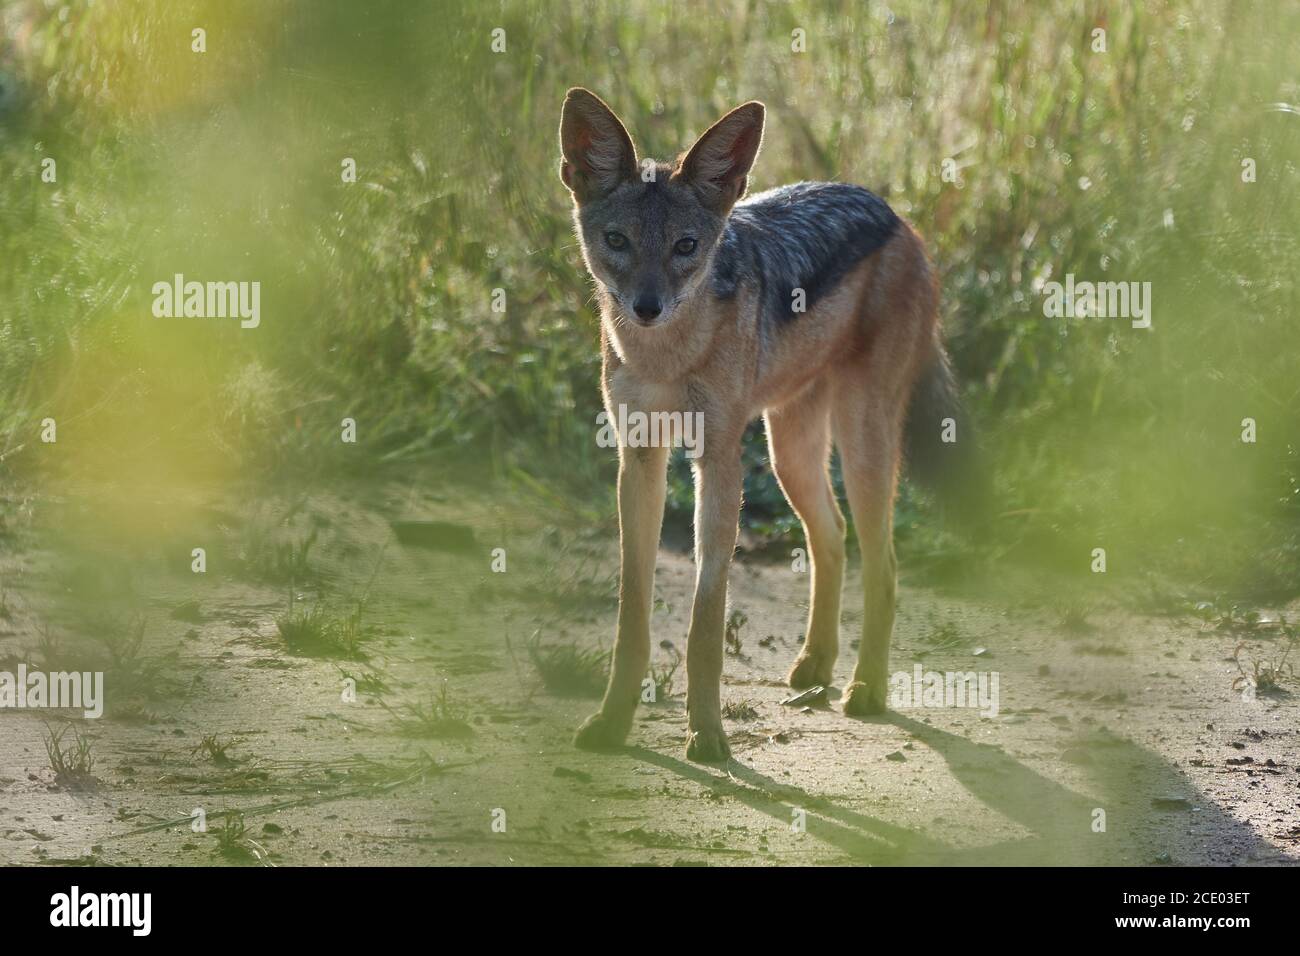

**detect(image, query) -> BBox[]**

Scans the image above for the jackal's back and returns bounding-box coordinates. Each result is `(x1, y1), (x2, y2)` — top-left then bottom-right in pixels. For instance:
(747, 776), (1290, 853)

(710, 182), (901, 321)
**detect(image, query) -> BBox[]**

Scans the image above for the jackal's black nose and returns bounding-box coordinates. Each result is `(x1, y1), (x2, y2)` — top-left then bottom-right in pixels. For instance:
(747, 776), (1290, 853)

(632, 296), (662, 321)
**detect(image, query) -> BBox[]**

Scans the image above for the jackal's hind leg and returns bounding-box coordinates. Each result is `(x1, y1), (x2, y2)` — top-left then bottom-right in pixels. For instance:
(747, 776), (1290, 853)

(766, 383), (845, 690)
(837, 432), (899, 716)
(832, 387), (903, 717)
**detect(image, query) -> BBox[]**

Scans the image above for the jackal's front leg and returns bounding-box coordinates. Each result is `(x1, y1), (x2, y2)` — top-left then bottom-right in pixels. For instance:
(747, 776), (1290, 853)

(684, 449), (743, 763)
(574, 445), (668, 751)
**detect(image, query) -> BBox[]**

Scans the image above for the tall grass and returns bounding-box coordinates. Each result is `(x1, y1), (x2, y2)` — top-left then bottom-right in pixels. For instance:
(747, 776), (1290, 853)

(2, 0), (1297, 597)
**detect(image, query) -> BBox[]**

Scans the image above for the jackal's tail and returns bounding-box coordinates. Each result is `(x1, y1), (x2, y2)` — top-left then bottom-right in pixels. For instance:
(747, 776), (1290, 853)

(902, 339), (988, 522)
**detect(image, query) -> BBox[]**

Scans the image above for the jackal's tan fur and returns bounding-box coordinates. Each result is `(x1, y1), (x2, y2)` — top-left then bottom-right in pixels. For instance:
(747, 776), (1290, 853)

(560, 89), (940, 762)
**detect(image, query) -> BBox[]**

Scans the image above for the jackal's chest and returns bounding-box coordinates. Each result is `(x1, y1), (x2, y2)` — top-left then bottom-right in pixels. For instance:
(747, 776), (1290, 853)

(604, 369), (688, 418)
(602, 370), (709, 459)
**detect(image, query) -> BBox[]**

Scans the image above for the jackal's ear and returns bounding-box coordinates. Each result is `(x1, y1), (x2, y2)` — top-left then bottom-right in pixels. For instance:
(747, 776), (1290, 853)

(559, 88), (638, 202)
(676, 101), (765, 211)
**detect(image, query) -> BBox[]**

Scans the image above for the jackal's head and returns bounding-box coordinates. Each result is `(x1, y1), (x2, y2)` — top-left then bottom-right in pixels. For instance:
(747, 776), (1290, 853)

(559, 88), (764, 328)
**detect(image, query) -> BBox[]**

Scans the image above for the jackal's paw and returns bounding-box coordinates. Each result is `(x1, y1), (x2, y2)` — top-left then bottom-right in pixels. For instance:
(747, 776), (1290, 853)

(841, 680), (888, 717)
(685, 725), (731, 764)
(788, 651), (834, 689)
(573, 711), (631, 752)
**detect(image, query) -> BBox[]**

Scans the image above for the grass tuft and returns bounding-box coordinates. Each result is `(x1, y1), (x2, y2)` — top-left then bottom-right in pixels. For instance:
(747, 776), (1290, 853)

(527, 632), (609, 698)
(44, 722), (96, 790)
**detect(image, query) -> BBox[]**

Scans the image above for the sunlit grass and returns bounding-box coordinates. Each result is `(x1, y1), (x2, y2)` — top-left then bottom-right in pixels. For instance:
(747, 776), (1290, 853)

(1, 0), (1297, 600)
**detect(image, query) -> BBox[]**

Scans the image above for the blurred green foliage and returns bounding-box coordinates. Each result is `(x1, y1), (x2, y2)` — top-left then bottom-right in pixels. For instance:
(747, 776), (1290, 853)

(1, 0), (1297, 598)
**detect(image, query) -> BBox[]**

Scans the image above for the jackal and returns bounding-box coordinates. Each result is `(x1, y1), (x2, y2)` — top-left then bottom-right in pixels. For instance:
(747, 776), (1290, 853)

(560, 88), (959, 763)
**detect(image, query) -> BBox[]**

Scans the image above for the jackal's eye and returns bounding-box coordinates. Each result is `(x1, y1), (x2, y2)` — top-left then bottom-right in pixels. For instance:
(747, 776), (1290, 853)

(604, 231), (628, 251)
(673, 237), (698, 256)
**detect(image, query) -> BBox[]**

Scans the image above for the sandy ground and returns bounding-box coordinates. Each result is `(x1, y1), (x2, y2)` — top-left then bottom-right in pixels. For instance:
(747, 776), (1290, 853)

(0, 473), (1296, 866)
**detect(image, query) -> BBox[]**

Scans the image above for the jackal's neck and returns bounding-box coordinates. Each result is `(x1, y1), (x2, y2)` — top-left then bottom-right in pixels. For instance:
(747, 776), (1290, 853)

(599, 288), (726, 386)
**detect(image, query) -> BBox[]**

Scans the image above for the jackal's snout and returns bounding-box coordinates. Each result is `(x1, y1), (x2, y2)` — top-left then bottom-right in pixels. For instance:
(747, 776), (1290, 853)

(631, 290), (662, 323)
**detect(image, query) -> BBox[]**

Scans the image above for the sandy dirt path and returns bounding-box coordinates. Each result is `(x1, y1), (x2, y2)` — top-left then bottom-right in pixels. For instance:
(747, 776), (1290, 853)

(0, 476), (1296, 865)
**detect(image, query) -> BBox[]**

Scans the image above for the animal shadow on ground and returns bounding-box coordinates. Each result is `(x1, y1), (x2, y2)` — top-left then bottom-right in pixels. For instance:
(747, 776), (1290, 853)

(626, 710), (1280, 865)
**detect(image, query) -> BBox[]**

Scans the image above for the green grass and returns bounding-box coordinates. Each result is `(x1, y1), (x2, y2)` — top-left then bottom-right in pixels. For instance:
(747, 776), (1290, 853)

(382, 684), (475, 740)
(3, 0), (1298, 602)
(527, 632), (610, 698)
(275, 599), (366, 660)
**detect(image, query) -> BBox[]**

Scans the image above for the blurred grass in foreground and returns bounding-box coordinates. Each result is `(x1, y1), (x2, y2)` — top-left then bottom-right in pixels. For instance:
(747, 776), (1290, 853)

(1, 0), (1298, 601)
